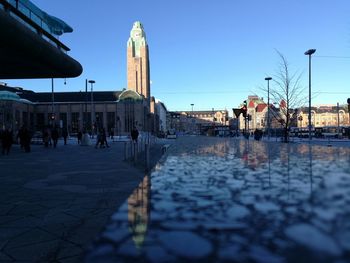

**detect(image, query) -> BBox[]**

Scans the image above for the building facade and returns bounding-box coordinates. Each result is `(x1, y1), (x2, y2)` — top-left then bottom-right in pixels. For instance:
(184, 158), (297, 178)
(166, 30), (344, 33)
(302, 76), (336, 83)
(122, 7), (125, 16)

(167, 110), (229, 135)
(237, 95), (350, 133)
(297, 105), (350, 128)
(0, 86), (152, 135)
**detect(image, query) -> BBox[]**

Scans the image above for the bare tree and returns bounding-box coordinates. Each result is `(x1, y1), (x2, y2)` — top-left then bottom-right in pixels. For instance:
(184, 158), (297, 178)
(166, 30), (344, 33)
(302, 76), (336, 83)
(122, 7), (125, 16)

(271, 51), (306, 142)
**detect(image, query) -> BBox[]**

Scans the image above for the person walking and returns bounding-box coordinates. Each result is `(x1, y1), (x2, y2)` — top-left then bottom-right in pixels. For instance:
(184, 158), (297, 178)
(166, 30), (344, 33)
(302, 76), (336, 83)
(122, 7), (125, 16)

(101, 128), (109, 148)
(95, 129), (102, 148)
(62, 129), (68, 145)
(43, 128), (49, 147)
(77, 131), (82, 145)
(17, 126), (25, 150)
(131, 127), (139, 143)
(1, 128), (13, 155)
(22, 127), (32, 153)
(51, 128), (59, 148)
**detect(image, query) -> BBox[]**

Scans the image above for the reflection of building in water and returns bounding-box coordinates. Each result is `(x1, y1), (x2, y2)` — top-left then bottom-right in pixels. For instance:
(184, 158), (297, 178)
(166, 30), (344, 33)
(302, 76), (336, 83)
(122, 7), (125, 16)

(191, 140), (230, 157)
(237, 140), (269, 170)
(127, 176), (150, 248)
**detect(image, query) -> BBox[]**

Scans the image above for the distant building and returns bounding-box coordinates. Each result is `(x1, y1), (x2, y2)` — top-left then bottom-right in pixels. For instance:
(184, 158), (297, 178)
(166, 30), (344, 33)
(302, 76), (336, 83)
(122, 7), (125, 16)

(237, 95), (350, 133)
(297, 105), (349, 128)
(167, 110), (229, 134)
(155, 99), (167, 133)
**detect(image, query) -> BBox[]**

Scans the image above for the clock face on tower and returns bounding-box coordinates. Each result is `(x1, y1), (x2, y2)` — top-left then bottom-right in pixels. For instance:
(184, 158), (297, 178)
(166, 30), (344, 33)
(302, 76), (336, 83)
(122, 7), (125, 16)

(133, 30), (141, 38)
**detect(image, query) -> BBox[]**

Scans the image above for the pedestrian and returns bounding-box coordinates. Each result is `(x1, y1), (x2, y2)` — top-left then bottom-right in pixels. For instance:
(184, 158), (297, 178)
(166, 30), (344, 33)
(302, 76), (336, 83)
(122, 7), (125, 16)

(95, 129), (102, 148)
(17, 126), (25, 150)
(22, 127), (32, 153)
(43, 128), (50, 147)
(51, 128), (59, 148)
(62, 129), (68, 145)
(1, 128), (13, 155)
(131, 126), (139, 143)
(77, 131), (82, 145)
(101, 128), (109, 148)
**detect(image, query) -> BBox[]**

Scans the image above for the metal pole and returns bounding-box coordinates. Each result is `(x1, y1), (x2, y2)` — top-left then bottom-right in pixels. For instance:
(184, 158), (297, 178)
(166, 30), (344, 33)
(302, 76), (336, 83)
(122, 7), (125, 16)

(265, 77), (272, 140)
(90, 81), (94, 136)
(267, 80), (270, 139)
(51, 78), (54, 127)
(85, 79), (87, 130)
(337, 102), (340, 136)
(308, 54), (312, 141)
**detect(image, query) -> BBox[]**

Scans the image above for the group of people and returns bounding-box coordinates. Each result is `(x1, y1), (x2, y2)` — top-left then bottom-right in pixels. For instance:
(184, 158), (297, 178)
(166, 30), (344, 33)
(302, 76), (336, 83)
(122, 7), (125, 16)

(42, 127), (66, 148)
(1, 126), (32, 155)
(95, 128), (110, 148)
(0, 128), (14, 155)
(1, 126), (141, 155)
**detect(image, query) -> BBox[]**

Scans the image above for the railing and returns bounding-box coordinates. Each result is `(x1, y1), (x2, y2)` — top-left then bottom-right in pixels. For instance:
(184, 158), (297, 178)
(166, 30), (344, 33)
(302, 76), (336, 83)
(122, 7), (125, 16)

(0, 0), (70, 52)
(124, 135), (158, 171)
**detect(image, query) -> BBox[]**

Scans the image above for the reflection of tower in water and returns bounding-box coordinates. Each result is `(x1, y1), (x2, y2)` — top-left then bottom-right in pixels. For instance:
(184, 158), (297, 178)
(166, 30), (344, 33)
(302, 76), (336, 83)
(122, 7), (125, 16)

(127, 176), (150, 249)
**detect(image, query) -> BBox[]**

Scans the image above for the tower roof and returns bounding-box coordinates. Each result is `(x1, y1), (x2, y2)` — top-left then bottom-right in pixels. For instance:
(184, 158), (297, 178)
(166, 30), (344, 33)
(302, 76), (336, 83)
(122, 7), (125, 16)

(128, 21), (147, 57)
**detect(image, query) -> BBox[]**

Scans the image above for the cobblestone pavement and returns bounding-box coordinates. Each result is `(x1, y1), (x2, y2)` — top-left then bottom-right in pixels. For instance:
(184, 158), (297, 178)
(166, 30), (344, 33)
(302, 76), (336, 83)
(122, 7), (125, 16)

(87, 136), (350, 263)
(0, 138), (164, 262)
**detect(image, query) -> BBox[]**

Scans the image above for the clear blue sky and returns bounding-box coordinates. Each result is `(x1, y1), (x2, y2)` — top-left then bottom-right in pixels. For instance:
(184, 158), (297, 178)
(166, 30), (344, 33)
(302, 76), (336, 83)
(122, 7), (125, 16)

(4, 0), (350, 114)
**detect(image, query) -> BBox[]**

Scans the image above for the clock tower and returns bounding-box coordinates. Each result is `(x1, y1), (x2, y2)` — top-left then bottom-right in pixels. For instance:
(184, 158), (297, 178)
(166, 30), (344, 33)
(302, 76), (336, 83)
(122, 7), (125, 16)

(127, 21), (150, 103)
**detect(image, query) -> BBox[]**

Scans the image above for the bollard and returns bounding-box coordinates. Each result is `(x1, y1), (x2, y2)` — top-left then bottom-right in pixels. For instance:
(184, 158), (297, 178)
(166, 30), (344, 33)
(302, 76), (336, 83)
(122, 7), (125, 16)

(134, 142), (138, 163)
(145, 143), (150, 171)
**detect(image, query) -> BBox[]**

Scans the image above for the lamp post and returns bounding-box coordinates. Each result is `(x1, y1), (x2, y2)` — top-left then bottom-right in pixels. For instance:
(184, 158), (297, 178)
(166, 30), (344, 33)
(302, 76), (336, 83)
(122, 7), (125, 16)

(84, 79), (88, 131)
(304, 49), (316, 141)
(265, 77), (272, 140)
(88, 80), (95, 135)
(51, 78), (55, 127)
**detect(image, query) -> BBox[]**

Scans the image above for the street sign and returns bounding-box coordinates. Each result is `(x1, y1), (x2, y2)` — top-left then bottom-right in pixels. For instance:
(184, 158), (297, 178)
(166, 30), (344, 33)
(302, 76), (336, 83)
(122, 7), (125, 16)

(233, 108), (242, 118)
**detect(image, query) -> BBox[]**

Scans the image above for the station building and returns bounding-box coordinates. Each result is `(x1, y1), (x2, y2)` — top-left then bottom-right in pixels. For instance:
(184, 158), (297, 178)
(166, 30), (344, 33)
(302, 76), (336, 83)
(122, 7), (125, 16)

(0, 21), (164, 136)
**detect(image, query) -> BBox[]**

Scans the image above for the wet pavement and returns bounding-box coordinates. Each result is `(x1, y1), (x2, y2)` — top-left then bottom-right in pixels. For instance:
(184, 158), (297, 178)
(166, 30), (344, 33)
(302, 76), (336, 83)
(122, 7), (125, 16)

(0, 138), (164, 262)
(86, 136), (350, 263)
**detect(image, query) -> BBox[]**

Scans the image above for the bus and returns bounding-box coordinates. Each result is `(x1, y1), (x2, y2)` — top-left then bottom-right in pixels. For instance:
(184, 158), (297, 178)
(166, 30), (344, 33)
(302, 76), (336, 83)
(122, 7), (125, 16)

(290, 126), (349, 139)
(289, 127), (315, 138)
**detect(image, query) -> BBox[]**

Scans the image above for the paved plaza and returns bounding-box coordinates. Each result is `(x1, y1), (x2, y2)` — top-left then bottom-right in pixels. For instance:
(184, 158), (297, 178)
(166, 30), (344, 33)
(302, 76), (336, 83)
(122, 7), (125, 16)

(87, 136), (350, 263)
(0, 138), (164, 262)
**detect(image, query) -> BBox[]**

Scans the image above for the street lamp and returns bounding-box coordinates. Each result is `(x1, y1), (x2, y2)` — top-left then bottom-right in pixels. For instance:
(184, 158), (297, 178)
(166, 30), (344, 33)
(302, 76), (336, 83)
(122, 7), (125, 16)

(304, 48), (316, 141)
(51, 78), (55, 127)
(265, 77), (272, 140)
(88, 80), (95, 135)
